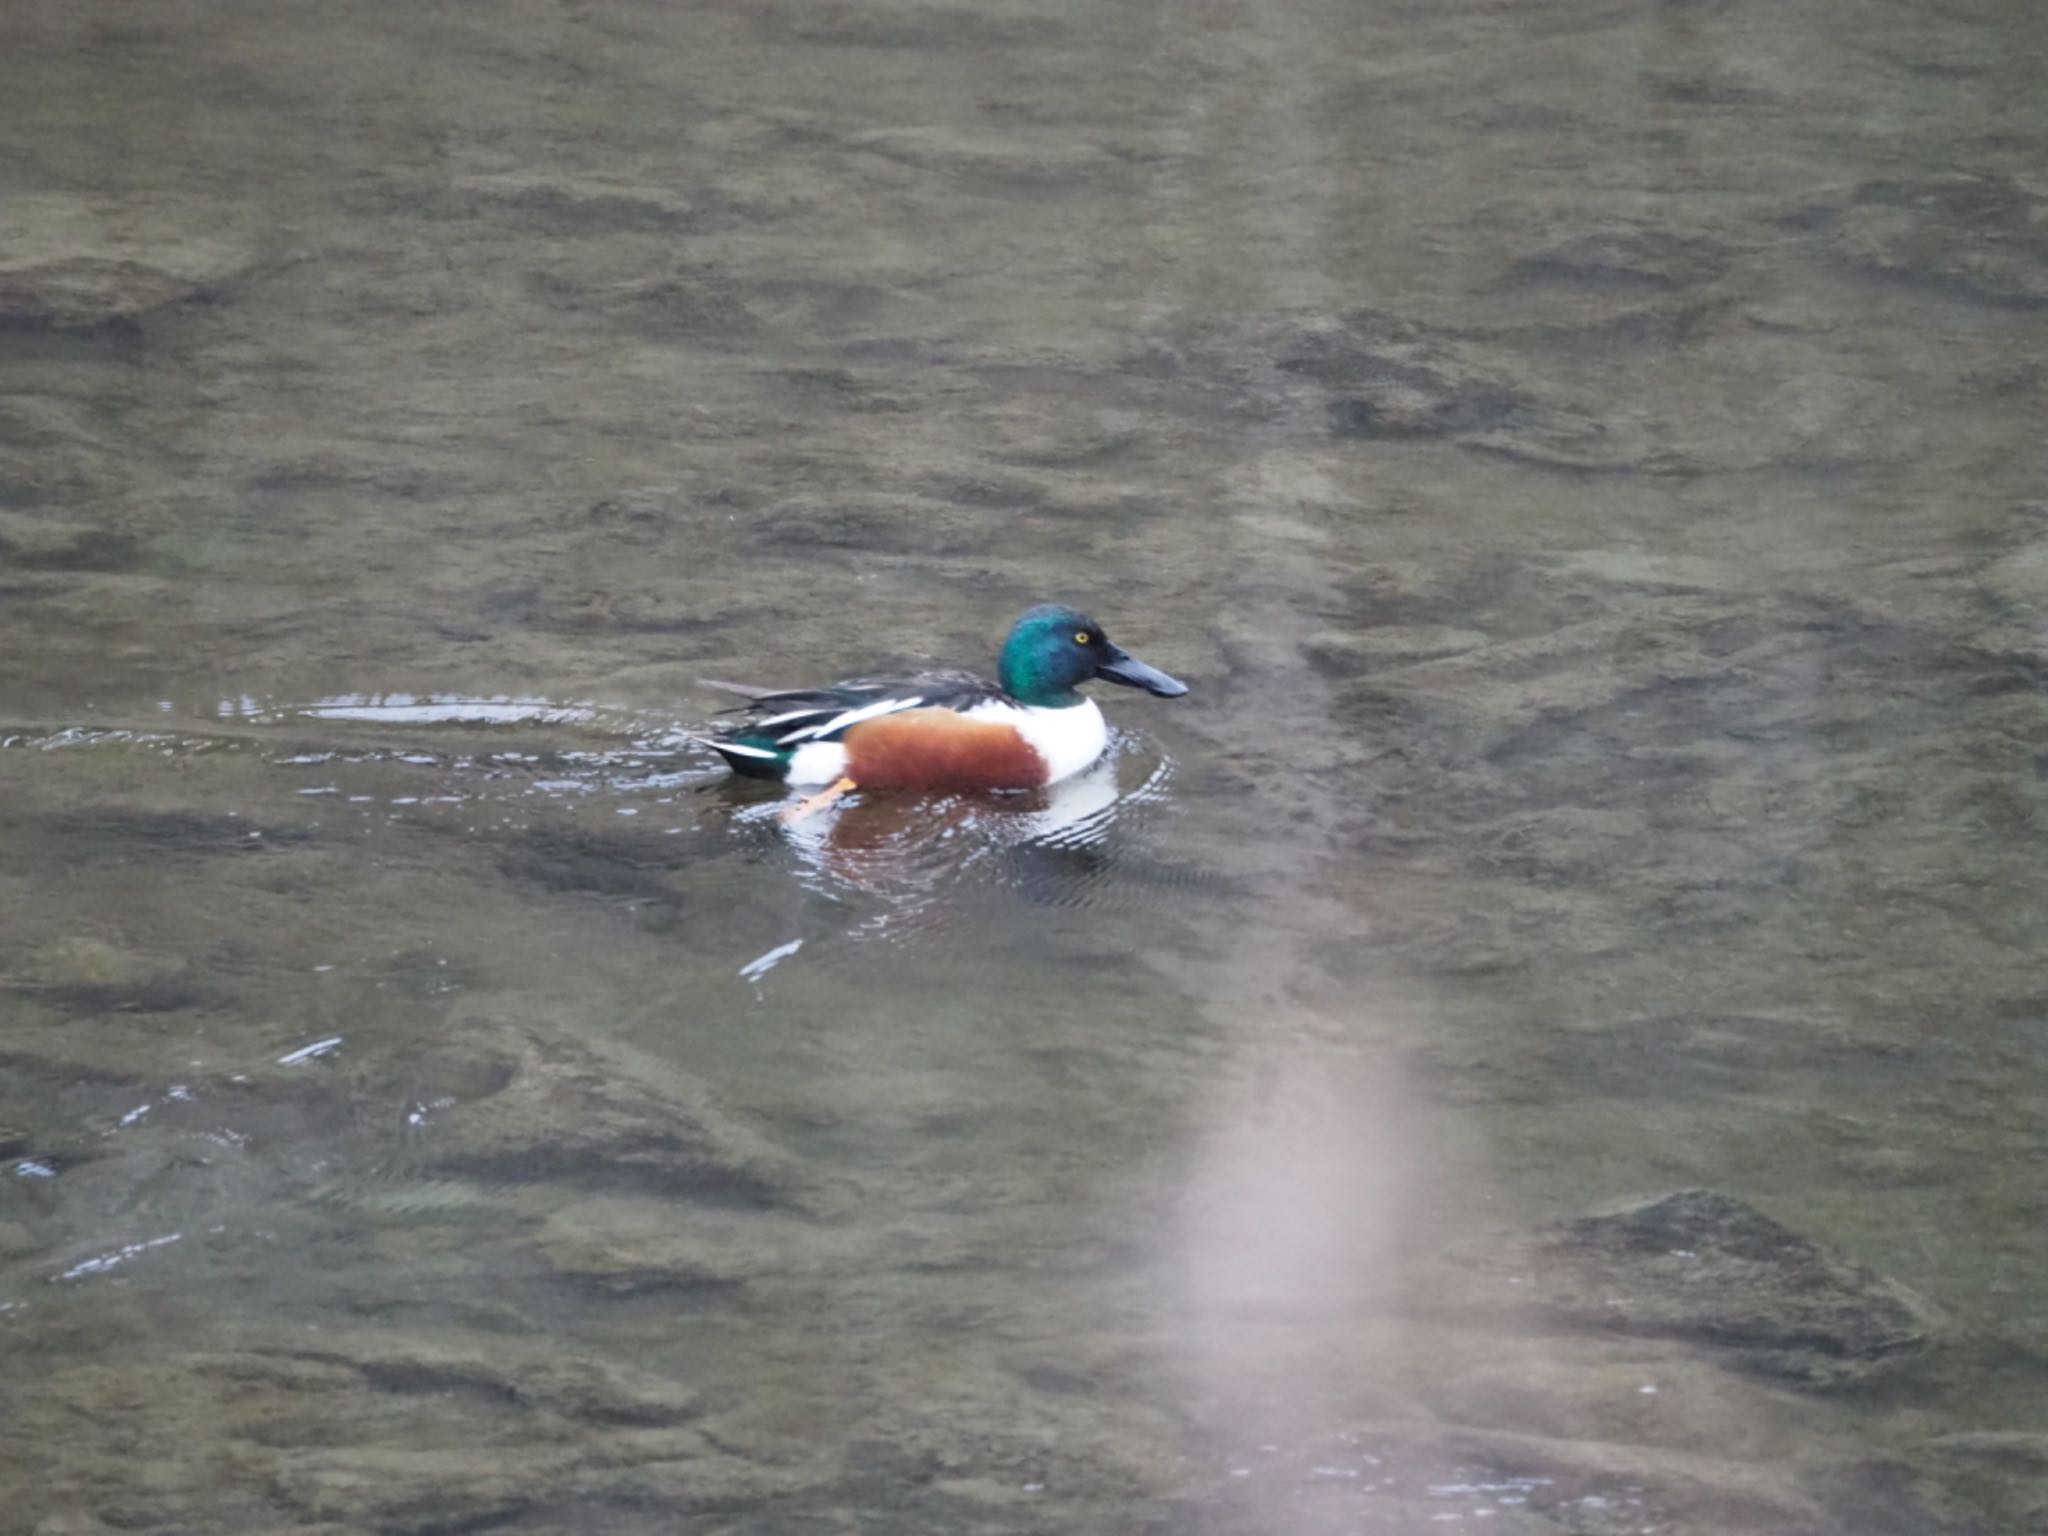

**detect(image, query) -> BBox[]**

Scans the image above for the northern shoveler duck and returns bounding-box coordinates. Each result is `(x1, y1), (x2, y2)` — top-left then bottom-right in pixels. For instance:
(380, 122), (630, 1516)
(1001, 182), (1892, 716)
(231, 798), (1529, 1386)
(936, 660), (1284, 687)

(702, 604), (1187, 818)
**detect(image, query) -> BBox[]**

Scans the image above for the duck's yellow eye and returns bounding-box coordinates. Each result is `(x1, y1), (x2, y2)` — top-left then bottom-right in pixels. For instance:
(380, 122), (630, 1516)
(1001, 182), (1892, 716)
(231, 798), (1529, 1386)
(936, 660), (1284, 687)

(1075, 631), (1091, 645)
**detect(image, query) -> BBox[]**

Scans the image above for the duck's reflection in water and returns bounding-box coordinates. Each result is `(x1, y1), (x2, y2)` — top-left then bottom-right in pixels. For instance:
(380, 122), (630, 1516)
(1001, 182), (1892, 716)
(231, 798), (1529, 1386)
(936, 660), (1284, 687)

(758, 752), (1172, 937)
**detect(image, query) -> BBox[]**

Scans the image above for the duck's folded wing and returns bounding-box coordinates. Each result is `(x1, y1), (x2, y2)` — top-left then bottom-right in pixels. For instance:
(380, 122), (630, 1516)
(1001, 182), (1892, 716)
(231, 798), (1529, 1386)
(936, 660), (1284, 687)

(712, 670), (1004, 747)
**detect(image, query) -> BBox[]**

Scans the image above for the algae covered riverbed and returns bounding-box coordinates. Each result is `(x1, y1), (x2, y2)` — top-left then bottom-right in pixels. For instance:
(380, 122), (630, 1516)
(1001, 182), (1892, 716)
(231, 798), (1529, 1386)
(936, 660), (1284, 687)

(3, 1), (2047, 1531)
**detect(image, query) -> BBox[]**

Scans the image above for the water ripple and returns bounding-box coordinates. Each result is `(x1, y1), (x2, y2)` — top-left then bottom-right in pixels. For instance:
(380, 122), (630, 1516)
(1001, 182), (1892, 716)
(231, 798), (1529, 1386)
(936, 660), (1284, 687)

(763, 735), (1189, 943)
(5, 697), (1214, 956)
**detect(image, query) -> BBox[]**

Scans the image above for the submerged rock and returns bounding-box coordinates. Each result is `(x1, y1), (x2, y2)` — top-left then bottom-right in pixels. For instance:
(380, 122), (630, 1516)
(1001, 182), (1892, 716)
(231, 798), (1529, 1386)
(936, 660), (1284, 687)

(15, 936), (155, 991)
(1824, 1433), (2048, 1536)
(0, 512), (139, 572)
(844, 126), (1128, 189)
(10, 935), (202, 1013)
(0, 195), (257, 331)
(448, 171), (698, 232)
(534, 1197), (822, 1296)
(1531, 1189), (1943, 1386)
(265, 1444), (573, 1535)
(1246, 309), (1656, 471)
(423, 1022), (805, 1208)
(1821, 174), (2048, 309)
(745, 490), (993, 556)
(1255, 1419), (1845, 1536)
(16, 1332), (780, 1535)
(1504, 227), (1734, 293)
(0, 256), (232, 331)
(228, 1332), (704, 1427)
(1276, 311), (1543, 438)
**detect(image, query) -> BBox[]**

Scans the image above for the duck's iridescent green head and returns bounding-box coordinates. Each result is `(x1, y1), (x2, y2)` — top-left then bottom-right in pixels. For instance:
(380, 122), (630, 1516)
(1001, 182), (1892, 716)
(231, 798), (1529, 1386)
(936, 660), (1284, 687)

(997, 604), (1189, 709)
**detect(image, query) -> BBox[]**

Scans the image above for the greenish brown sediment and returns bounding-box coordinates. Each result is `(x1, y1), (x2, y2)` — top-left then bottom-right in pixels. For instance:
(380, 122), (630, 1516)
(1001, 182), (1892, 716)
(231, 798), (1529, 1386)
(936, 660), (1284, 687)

(2, 0), (2046, 1530)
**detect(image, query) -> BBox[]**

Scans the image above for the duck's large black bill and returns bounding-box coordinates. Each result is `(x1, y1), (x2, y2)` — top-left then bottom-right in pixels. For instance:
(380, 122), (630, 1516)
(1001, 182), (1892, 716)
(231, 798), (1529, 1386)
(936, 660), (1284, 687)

(1096, 644), (1188, 697)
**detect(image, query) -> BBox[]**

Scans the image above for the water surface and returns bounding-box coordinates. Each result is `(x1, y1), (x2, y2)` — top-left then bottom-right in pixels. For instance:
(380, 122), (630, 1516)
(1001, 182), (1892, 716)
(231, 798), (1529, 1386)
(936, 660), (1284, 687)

(3, 1), (2047, 1531)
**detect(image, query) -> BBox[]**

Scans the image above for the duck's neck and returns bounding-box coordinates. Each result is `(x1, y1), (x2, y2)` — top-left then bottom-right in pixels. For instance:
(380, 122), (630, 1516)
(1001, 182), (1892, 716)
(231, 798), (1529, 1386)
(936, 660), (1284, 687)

(1011, 682), (1083, 709)
(998, 643), (1086, 708)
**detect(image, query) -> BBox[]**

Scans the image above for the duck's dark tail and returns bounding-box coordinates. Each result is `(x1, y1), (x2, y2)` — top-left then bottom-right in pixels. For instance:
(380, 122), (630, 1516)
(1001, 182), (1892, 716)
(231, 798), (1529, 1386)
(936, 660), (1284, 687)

(707, 738), (790, 780)
(697, 680), (808, 779)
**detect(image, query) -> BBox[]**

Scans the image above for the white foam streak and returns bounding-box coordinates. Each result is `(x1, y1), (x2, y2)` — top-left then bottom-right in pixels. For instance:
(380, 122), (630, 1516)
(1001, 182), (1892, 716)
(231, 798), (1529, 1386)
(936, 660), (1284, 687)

(53, 1233), (182, 1283)
(738, 938), (803, 981)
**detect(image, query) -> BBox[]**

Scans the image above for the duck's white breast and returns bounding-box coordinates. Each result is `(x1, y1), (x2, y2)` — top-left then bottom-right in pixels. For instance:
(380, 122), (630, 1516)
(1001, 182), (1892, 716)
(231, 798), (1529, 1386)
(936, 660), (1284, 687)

(969, 697), (1107, 785)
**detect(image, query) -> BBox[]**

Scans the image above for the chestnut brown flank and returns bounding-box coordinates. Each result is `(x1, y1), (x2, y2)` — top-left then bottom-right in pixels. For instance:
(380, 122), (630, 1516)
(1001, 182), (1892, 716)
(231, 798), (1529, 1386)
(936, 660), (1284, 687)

(841, 708), (1047, 791)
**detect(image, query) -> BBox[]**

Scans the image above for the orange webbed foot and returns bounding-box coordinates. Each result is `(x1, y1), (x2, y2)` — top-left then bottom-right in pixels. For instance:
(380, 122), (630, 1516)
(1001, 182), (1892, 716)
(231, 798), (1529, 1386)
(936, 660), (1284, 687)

(780, 777), (857, 825)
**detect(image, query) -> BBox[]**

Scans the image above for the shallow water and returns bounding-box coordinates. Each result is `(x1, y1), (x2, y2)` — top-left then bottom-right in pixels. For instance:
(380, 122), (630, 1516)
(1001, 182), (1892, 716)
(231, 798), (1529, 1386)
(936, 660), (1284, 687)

(4, 0), (2047, 1531)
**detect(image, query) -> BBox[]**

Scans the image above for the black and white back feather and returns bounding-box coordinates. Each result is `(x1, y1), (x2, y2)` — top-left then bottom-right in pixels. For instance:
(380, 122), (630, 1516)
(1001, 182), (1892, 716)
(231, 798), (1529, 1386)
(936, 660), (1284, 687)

(700, 671), (1009, 774)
